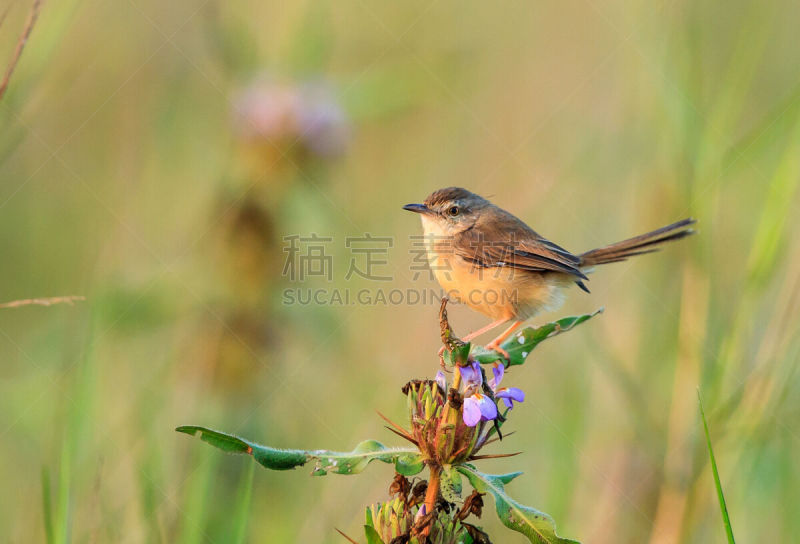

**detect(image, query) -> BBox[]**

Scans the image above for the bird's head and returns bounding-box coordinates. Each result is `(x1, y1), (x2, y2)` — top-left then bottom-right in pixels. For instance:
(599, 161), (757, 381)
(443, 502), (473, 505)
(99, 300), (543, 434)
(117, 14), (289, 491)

(403, 187), (490, 235)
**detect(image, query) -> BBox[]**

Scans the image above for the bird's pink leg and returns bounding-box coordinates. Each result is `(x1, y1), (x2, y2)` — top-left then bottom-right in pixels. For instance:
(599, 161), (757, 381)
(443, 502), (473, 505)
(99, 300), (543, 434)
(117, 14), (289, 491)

(462, 318), (510, 342)
(485, 320), (524, 361)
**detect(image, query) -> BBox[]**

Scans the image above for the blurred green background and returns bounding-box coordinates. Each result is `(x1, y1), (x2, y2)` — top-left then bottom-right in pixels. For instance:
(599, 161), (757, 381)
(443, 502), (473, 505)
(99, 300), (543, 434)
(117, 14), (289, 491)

(2, 0), (799, 542)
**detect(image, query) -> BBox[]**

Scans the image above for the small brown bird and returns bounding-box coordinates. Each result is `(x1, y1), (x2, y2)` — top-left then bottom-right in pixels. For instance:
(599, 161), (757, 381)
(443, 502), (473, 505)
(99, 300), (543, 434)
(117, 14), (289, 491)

(404, 187), (695, 359)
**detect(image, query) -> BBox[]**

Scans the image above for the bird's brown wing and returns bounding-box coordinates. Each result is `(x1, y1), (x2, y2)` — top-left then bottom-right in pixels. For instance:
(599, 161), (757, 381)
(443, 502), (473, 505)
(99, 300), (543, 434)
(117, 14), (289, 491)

(452, 221), (588, 280)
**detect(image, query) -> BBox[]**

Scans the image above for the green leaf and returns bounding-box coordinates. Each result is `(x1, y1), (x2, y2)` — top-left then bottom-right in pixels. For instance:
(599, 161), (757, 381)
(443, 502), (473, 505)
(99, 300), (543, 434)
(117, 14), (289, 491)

(394, 450), (426, 476)
(468, 309), (602, 367)
(365, 505), (374, 529)
(176, 426), (423, 476)
(363, 525), (384, 544)
(698, 391), (736, 543)
(450, 341), (472, 366)
(458, 465), (580, 544)
(441, 464), (463, 502)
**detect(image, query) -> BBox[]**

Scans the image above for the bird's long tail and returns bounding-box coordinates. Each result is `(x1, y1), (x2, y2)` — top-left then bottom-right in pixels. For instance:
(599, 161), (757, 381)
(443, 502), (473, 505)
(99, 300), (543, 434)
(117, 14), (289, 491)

(579, 218), (696, 267)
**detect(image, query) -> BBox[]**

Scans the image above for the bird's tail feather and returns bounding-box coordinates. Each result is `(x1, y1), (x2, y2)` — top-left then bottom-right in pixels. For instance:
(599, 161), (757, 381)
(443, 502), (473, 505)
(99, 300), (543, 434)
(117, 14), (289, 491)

(579, 218), (696, 266)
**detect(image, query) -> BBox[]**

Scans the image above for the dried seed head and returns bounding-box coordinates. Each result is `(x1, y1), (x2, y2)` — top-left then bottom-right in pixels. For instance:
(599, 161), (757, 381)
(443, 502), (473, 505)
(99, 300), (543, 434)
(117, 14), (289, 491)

(389, 473), (412, 501)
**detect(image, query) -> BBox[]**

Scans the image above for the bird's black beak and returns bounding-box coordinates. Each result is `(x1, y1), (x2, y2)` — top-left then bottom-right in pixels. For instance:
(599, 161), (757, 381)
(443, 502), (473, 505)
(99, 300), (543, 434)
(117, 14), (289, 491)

(403, 203), (430, 214)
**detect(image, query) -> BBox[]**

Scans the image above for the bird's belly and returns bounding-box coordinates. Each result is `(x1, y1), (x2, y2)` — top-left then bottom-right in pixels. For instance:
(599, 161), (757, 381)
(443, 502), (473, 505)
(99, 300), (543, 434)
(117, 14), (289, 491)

(429, 252), (568, 320)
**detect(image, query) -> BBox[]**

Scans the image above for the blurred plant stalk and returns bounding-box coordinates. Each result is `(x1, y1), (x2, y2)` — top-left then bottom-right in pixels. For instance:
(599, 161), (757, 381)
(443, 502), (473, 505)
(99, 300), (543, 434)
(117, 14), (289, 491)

(197, 74), (350, 392)
(0, 295), (85, 308)
(0, 0), (42, 101)
(648, 266), (708, 544)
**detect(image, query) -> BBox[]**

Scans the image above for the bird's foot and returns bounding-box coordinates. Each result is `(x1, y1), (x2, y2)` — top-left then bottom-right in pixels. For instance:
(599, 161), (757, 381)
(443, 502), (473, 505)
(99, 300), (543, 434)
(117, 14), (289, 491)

(438, 345), (447, 368)
(485, 341), (510, 362)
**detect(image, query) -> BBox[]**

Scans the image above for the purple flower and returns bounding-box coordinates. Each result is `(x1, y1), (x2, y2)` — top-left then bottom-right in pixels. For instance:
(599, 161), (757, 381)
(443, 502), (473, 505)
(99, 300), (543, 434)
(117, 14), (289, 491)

(487, 362), (504, 391)
(457, 361), (482, 389)
(495, 387), (525, 410)
(414, 504), (427, 522)
(486, 361), (525, 410)
(462, 393), (498, 427)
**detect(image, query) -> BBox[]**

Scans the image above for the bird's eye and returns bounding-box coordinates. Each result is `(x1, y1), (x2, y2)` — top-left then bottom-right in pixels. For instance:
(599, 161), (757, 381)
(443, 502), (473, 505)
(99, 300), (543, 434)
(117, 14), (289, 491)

(448, 206), (460, 217)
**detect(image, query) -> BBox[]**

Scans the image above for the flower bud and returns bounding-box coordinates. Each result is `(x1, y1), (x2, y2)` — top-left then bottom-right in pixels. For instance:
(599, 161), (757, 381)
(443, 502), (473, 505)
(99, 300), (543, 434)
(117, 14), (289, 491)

(367, 500), (475, 544)
(366, 501), (414, 543)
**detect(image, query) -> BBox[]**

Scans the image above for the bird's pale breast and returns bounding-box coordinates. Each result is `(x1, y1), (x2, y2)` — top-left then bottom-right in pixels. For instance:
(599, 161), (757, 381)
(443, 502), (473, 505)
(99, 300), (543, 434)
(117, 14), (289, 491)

(418, 216), (569, 320)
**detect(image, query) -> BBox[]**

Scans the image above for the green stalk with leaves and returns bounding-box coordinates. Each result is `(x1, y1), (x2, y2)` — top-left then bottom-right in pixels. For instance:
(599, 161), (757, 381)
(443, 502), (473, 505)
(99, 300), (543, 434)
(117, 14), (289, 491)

(178, 300), (601, 543)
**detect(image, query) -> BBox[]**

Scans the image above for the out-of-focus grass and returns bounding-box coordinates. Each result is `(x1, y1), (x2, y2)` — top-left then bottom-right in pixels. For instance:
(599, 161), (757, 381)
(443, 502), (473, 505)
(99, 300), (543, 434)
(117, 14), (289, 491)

(231, 460), (255, 544)
(1, 0), (799, 543)
(41, 466), (54, 544)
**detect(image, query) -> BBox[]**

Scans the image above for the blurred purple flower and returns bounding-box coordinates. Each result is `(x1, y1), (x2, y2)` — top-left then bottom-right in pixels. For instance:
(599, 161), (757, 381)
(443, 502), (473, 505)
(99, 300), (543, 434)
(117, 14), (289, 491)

(232, 76), (349, 158)
(462, 393), (498, 427)
(233, 81), (299, 140)
(296, 83), (349, 157)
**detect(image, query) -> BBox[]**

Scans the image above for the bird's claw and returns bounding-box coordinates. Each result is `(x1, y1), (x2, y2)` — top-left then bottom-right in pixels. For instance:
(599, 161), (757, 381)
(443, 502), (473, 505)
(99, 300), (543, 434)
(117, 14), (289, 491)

(485, 341), (510, 362)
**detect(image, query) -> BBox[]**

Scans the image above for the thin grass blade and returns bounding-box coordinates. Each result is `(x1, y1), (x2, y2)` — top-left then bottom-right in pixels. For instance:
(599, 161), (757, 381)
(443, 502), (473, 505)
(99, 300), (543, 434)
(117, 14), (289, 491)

(698, 390), (736, 544)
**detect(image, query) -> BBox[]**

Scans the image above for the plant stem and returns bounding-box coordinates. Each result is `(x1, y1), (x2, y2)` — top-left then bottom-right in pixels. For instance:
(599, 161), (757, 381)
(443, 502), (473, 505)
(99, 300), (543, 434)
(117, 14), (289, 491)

(451, 368), (462, 391)
(424, 464), (441, 513)
(437, 366), (462, 462)
(442, 369), (462, 425)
